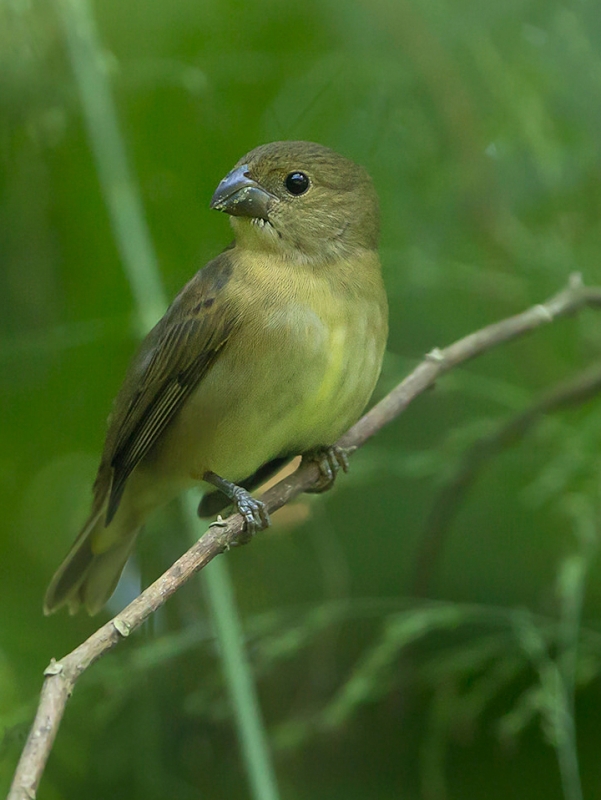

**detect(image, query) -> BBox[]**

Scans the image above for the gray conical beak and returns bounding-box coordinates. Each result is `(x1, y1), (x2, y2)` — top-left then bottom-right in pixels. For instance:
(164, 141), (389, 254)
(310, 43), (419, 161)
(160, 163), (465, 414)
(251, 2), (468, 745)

(210, 164), (277, 219)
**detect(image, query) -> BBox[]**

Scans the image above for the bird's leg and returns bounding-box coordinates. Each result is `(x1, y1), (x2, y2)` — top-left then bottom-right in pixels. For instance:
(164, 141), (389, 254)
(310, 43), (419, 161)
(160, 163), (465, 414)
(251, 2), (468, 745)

(302, 445), (355, 494)
(202, 471), (270, 540)
(198, 456), (290, 518)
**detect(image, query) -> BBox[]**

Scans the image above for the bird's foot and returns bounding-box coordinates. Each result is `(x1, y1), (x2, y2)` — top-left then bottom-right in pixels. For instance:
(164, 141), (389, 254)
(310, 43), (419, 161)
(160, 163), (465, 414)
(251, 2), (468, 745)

(303, 445), (354, 494)
(202, 471), (270, 543)
(230, 485), (270, 543)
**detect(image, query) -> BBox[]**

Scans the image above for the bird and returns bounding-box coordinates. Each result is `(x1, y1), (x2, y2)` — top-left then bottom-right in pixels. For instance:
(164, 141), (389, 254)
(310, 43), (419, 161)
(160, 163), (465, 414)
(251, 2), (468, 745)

(44, 140), (388, 615)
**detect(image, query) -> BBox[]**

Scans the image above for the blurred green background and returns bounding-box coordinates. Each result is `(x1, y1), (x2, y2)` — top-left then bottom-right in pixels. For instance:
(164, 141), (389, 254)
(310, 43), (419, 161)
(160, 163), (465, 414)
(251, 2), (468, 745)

(3, 0), (601, 798)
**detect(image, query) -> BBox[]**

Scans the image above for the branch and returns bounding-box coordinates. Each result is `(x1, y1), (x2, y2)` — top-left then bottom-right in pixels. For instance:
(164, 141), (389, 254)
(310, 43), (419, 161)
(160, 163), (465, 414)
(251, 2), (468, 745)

(9, 273), (601, 800)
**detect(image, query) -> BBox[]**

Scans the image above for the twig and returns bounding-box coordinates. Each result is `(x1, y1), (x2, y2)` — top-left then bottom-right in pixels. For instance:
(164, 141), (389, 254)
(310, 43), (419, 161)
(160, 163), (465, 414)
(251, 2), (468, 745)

(8, 273), (601, 800)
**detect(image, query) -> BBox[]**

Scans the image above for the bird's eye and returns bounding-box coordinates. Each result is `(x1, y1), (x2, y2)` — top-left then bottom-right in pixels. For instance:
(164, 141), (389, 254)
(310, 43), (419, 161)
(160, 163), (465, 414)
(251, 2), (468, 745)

(285, 171), (310, 195)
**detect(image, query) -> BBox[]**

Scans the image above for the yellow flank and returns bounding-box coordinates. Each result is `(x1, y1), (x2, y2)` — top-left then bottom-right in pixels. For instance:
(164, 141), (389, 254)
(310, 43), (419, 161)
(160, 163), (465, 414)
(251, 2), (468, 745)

(312, 324), (347, 408)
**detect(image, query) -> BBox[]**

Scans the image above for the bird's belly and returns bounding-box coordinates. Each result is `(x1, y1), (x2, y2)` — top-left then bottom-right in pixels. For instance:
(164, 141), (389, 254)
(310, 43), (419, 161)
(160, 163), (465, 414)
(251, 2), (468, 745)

(148, 300), (384, 487)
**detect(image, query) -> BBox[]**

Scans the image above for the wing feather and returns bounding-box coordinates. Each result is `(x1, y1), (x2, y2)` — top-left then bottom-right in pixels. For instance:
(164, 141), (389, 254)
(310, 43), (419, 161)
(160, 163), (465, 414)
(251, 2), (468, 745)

(96, 255), (237, 524)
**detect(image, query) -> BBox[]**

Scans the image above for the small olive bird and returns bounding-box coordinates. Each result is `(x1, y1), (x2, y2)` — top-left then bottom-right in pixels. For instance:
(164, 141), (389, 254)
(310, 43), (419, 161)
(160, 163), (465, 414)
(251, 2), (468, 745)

(44, 141), (388, 615)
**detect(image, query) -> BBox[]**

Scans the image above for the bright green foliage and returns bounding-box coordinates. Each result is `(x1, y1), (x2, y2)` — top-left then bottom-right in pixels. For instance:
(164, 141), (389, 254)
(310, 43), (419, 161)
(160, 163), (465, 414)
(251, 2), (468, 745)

(3, 0), (601, 798)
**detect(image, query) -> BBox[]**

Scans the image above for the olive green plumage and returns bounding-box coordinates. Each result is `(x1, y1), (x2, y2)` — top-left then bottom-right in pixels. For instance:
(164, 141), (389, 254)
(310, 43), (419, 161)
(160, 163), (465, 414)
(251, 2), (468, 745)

(44, 141), (388, 615)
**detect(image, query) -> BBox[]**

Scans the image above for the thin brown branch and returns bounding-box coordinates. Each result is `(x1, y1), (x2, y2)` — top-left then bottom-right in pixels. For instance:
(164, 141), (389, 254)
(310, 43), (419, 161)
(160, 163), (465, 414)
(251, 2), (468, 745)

(9, 273), (601, 800)
(413, 359), (601, 596)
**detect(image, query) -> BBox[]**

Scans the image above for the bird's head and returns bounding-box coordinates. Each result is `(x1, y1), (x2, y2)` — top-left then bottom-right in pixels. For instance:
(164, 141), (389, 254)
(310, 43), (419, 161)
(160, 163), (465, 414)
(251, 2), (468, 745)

(210, 141), (379, 264)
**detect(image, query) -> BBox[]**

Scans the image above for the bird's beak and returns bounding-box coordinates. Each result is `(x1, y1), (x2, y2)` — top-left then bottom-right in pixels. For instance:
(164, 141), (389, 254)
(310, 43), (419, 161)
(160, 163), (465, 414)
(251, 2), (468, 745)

(210, 164), (277, 219)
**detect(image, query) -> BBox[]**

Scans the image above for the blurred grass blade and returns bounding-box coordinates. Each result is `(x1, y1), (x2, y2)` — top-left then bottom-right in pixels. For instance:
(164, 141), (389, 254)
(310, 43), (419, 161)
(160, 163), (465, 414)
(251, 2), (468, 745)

(57, 1), (281, 797)
(204, 556), (282, 800)
(58, 0), (167, 332)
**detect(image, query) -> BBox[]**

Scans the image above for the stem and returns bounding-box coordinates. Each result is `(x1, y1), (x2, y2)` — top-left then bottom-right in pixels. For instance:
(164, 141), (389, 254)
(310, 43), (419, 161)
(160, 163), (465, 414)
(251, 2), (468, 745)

(56, 2), (281, 798)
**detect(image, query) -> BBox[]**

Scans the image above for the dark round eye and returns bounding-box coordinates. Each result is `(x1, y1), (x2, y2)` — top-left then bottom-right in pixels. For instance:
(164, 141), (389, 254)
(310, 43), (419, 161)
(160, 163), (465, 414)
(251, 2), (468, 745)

(285, 171), (310, 195)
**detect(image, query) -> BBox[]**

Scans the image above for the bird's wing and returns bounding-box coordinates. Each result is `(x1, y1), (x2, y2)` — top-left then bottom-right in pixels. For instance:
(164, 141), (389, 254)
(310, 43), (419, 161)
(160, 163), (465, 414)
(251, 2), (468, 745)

(98, 254), (239, 524)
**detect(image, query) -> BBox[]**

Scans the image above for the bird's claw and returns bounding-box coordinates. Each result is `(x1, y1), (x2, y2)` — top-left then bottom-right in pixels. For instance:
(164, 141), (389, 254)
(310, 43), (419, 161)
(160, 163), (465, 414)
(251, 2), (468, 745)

(303, 445), (354, 494)
(232, 486), (270, 543)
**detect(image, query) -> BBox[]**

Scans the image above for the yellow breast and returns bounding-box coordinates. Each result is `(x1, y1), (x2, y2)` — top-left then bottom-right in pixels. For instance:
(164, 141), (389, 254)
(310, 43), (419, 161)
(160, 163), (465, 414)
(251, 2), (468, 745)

(147, 247), (388, 488)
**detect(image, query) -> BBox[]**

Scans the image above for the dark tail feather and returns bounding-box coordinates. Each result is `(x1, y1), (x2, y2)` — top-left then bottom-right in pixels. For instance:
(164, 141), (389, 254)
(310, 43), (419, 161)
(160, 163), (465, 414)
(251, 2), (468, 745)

(44, 507), (139, 616)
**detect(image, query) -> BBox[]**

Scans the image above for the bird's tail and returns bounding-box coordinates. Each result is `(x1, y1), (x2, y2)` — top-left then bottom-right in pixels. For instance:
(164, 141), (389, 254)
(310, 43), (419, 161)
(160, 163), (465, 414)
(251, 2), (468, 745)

(44, 502), (140, 616)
